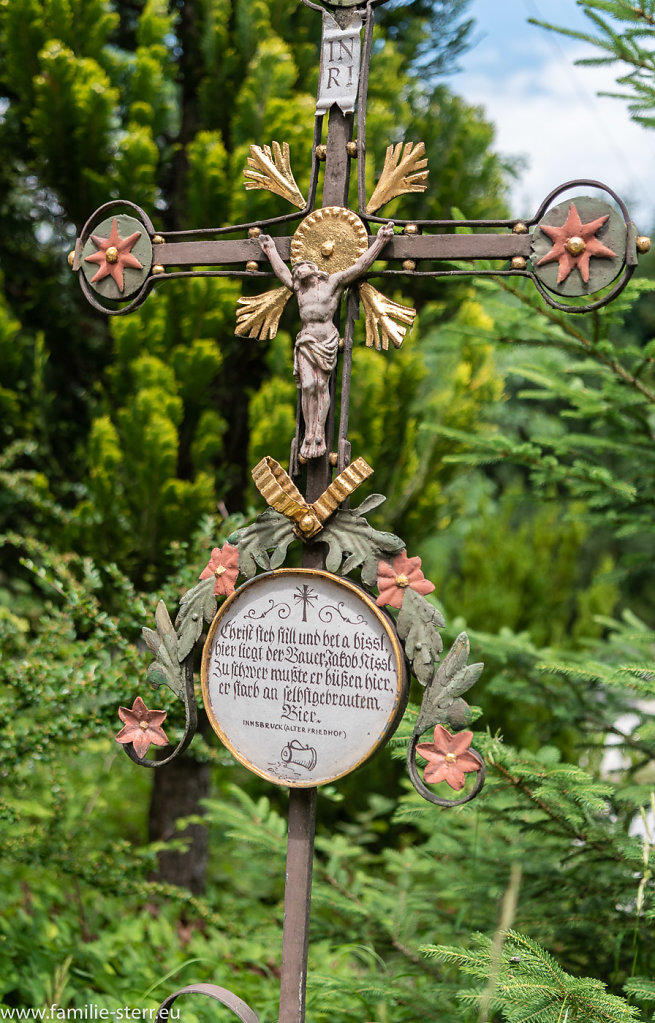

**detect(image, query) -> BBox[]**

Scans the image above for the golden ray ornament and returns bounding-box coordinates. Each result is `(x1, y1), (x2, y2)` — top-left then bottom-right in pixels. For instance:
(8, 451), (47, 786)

(251, 455), (373, 538)
(365, 141), (429, 215)
(235, 285), (293, 340)
(358, 282), (416, 350)
(243, 142), (306, 209)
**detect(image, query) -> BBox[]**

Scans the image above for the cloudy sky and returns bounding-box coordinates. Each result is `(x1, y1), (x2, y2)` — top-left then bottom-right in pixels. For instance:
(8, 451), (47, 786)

(455, 0), (655, 230)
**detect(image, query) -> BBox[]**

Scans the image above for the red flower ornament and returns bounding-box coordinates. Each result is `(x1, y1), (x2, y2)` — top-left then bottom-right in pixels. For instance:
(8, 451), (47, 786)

(376, 550), (435, 608)
(115, 696), (169, 759)
(200, 542), (240, 597)
(415, 724), (480, 791)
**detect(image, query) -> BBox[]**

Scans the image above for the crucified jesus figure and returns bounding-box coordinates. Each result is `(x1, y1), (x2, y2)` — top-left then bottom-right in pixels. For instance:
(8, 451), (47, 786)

(258, 221), (395, 460)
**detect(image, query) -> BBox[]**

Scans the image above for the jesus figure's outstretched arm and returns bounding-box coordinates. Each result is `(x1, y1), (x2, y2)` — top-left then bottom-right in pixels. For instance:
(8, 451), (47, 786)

(330, 222), (395, 288)
(258, 234), (293, 290)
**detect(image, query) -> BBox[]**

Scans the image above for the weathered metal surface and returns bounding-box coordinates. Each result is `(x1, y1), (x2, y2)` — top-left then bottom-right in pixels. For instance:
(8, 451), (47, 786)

(279, 787), (316, 1023)
(200, 569), (407, 787)
(156, 236), (289, 266)
(322, 106), (353, 208)
(148, 228), (532, 269)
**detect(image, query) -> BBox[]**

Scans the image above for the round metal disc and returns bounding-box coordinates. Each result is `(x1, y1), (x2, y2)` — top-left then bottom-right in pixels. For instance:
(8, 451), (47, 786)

(531, 196), (625, 297)
(201, 569), (407, 788)
(291, 206), (368, 273)
(81, 213), (153, 301)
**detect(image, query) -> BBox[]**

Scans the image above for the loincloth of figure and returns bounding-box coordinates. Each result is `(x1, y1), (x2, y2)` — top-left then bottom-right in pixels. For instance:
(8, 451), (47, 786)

(293, 327), (339, 382)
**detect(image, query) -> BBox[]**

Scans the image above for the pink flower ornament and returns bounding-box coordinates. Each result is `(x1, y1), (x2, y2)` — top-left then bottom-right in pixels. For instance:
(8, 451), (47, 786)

(415, 724), (480, 791)
(115, 696), (169, 759)
(200, 542), (240, 597)
(376, 550), (435, 608)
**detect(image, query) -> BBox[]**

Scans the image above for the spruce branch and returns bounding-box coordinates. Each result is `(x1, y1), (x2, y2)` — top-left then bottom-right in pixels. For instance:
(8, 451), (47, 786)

(492, 276), (655, 406)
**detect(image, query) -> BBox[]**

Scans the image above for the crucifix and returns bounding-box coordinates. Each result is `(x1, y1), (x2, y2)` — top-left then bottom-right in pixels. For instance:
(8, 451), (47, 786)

(73, 1), (651, 1021)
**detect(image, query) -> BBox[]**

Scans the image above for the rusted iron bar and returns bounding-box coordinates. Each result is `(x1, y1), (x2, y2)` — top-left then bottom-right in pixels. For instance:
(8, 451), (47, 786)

(153, 232), (531, 269)
(277, 102), (356, 1023)
(278, 787), (318, 1023)
(322, 107), (354, 208)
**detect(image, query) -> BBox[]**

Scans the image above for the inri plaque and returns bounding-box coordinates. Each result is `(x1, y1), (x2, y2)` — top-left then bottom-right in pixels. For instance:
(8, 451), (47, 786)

(201, 569), (407, 787)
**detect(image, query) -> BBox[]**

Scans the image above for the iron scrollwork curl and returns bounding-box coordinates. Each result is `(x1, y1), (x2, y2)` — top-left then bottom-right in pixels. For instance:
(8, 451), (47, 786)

(121, 657), (198, 770)
(155, 983), (260, 1023)
(406, 731), (486, 808)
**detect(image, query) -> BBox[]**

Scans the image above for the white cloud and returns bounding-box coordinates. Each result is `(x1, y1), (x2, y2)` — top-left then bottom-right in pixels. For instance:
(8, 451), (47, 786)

(458, 45), (655, 230)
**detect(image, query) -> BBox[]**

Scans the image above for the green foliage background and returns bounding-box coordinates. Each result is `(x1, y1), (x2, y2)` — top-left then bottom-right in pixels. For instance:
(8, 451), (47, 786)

(1, 1), (655, 1021)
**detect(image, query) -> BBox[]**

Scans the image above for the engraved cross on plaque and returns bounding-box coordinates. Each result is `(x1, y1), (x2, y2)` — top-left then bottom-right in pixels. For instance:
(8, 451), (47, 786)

(75, 2), (651, 1022)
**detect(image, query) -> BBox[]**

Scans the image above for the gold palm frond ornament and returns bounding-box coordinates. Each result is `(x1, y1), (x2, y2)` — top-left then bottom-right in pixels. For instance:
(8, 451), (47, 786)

(358, 283), (416, 350)
(365, 141), (429, 215)
(235, 286), (293, 340)
(243, 142), (306, 209)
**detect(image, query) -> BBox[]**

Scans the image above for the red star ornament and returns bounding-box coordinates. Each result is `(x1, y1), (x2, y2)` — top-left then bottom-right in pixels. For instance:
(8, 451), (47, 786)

(84, 217), (143, 293)
(536, 202), (616, 285)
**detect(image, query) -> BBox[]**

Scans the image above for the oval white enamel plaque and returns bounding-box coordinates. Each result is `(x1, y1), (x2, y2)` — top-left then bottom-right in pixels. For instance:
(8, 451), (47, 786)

(201, 569), (406, 787)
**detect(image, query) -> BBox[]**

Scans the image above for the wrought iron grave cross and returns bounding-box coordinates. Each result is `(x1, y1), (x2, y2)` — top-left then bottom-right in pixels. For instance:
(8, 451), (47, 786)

(73, 2), (651, 1021)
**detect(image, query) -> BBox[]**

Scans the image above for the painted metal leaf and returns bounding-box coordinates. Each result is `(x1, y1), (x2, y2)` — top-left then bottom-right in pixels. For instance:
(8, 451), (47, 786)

(396, 587), (445, 686)
(228, 508), (296, 578)
(358, 283), (416, 351)
(142, 600), (185, 701)
(235, 286), (292, 340)
(415, 631), (484, 734)
(365, 141), (429, 214)
(319, 509), (405, 586)
(352, 493), (387, 517)
(175, 576), (217, 661)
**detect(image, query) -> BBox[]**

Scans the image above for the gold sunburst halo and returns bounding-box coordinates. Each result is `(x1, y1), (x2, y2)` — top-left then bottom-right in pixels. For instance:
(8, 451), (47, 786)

(291, 207), (368, 273)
